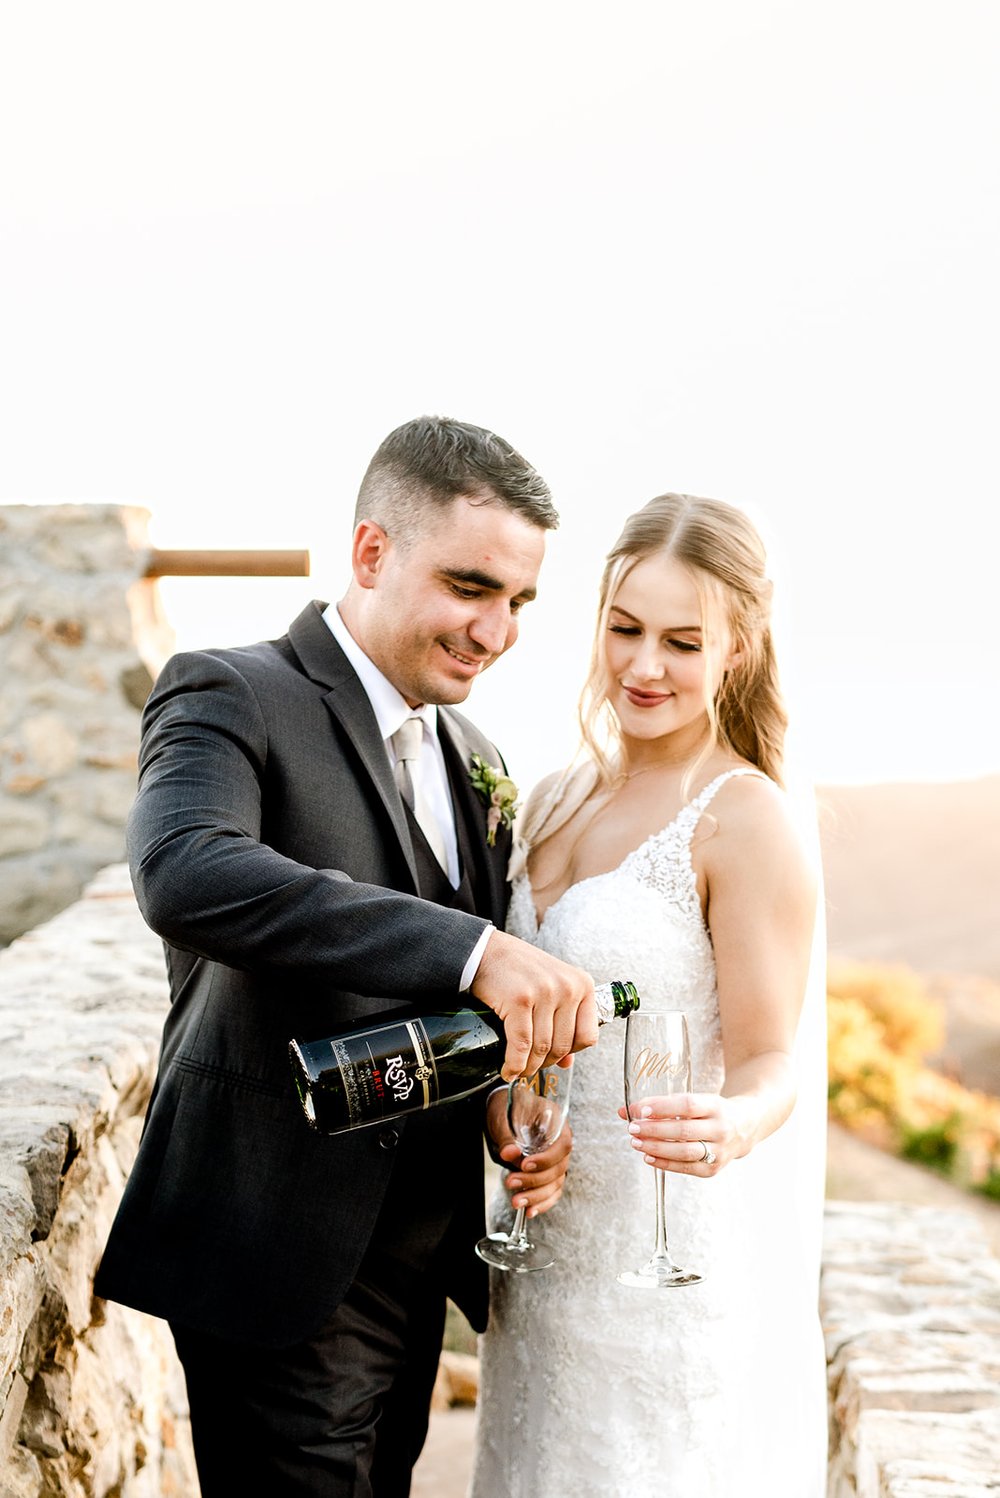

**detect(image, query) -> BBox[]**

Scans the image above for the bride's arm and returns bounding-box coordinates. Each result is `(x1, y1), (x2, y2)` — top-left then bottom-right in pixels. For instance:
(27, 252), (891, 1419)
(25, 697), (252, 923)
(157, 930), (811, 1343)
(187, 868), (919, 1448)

(625, 776), (818, 1175)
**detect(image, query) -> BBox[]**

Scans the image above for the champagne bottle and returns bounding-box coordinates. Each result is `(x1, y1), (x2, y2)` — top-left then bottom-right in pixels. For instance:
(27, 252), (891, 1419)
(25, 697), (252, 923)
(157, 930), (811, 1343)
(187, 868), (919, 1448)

(289, 980), (640, 1135)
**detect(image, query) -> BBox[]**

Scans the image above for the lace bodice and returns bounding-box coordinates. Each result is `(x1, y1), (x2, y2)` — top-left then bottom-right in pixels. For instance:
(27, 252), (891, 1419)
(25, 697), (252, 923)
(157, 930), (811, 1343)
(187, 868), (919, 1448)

(469, 769), (829, 1498)
(509, 768), (749, 1071)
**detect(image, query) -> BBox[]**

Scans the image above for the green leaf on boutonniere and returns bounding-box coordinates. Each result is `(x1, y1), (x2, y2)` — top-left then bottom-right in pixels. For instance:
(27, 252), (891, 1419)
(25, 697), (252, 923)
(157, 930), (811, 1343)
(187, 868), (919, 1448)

(469, 753), (520, 846)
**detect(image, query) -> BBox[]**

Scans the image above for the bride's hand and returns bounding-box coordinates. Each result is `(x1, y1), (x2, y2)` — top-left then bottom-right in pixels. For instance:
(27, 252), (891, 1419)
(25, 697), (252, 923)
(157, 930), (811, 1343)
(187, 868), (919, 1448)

(617, 1092), (750, 1176)
(487, 1087), (574, 1218)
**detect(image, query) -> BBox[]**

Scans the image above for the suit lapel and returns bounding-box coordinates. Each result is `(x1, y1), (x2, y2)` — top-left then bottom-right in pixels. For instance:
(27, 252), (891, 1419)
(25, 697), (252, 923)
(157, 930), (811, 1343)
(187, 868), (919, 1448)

(287, 602), (420, 892)
(286, 602), (510, 914)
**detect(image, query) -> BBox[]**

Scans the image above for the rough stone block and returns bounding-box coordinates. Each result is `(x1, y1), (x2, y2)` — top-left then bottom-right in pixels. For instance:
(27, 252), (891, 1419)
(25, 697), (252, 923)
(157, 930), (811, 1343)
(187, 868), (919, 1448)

(0, 866), (197, 1496)
(436, 1351), (480, 1408)
(0, 806), (49, 860)
(0, 505), (165, 945)
(0, 1372), (28, 1466)
(854, 1406), (1000, 1495)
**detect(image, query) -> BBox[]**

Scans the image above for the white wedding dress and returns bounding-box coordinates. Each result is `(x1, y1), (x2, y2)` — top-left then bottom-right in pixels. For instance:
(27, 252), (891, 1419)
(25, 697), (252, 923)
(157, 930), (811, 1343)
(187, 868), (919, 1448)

(469, 770), (829, 1498)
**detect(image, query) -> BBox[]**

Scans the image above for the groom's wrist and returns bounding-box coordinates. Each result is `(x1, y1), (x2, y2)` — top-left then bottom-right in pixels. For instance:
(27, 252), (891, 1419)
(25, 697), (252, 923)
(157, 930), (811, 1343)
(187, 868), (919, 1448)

(459, 924), (495, 992)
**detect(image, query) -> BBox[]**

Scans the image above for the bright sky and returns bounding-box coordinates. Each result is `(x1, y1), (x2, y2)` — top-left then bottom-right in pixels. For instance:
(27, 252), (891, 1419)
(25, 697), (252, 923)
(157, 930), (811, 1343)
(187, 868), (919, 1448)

(2, 2), (997, 791)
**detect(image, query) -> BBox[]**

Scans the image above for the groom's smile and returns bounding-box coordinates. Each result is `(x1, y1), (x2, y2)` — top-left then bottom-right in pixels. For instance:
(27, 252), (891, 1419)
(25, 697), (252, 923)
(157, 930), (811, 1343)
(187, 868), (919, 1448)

(440, 639), (488, 676)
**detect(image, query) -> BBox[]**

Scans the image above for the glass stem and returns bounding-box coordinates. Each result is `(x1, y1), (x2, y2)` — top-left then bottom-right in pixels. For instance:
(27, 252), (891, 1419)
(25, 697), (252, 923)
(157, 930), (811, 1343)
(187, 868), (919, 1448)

(507, 1203), (529, 1248)
(652, 1168), (672, 1266)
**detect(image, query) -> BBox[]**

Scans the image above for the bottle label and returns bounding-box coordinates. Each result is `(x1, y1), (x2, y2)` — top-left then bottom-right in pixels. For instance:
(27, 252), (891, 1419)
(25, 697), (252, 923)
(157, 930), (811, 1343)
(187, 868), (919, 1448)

(330, 1019), (439, 1127)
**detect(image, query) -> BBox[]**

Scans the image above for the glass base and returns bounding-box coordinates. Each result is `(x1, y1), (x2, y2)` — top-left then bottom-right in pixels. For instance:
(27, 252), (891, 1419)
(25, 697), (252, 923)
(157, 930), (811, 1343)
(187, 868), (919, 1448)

(475, 1231), (556, 1273)
(617, 1258), (703, 1289)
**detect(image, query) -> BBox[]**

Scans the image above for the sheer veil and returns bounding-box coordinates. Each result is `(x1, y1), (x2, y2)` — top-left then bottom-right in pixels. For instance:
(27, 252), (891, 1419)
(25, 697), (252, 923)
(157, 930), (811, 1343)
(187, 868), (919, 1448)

(782, 757), (830, 1285)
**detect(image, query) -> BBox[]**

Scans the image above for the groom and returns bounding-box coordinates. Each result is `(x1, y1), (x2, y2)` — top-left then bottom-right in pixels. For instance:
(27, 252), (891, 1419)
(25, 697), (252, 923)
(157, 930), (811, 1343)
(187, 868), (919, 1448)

(95, 415), (598, 1497)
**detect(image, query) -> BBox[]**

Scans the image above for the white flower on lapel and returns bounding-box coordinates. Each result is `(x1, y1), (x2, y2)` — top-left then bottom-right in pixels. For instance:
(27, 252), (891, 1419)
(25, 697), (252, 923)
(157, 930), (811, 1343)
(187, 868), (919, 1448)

(468, 754), (520, 847)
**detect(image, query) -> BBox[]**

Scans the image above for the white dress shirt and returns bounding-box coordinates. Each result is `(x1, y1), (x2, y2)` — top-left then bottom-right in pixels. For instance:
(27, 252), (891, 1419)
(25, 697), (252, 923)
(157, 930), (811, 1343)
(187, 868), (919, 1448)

(323, 603), (493, 990)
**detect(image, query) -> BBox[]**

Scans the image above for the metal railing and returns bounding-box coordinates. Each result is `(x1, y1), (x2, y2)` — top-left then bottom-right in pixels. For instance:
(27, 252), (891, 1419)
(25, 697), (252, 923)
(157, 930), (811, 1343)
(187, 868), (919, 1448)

(144, 549), (310, 578)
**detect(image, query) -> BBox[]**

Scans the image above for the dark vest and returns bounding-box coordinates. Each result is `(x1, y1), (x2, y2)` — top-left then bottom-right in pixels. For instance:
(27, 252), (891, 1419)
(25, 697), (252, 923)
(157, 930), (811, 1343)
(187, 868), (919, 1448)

(364, 740), (491, 1300)
(402, 796), (478, 912)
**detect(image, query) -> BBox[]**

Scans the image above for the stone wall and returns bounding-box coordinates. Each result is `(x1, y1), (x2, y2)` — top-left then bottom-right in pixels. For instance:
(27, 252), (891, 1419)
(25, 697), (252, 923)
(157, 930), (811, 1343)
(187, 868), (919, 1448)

(822, 1200), (1000, 1495)
(0, 505), (172, 945)
(0, 865), (196, 1497)
(2, 870), (1000, 1496)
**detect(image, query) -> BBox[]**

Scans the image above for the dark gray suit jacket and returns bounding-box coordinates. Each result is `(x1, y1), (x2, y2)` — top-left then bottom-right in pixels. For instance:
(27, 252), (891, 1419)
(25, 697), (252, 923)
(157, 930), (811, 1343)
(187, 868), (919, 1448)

(95, 601), (512, 1345)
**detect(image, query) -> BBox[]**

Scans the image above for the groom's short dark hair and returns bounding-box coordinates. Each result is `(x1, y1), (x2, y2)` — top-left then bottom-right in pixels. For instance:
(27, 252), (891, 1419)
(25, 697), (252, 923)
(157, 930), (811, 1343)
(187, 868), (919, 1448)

(355, 415), (558, 545)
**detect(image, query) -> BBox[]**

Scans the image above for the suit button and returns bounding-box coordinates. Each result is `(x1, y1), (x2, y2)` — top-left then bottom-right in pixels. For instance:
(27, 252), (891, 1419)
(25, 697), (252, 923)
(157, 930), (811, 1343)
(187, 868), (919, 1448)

(378, 1127), (399, 1150)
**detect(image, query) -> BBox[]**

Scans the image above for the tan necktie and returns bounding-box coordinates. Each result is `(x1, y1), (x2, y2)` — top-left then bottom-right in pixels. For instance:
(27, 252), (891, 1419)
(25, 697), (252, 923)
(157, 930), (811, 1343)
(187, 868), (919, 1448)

(390, 717), (449, 872)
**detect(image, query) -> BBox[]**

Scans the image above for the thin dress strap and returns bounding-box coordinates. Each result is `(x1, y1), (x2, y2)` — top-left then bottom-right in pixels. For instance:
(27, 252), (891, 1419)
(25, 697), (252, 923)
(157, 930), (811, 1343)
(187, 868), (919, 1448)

(688, 766), (769, 819)
(629, 766), (771, 922)
(675, 766), (770, 848)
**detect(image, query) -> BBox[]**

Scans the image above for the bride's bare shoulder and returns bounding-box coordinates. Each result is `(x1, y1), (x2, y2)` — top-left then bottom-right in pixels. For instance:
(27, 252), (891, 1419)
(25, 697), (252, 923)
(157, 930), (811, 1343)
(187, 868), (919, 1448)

(710, 767), (797, 834)
(703, 768), (817, 898)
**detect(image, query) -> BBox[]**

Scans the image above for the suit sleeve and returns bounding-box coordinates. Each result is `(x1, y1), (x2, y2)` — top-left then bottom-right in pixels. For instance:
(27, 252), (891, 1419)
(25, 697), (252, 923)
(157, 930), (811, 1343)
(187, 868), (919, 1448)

(126, 650), (489, 995)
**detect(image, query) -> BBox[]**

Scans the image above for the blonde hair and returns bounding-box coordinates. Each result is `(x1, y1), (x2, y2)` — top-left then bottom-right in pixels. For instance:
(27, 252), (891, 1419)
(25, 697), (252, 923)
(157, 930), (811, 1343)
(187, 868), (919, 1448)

(579, 492), (788, 789)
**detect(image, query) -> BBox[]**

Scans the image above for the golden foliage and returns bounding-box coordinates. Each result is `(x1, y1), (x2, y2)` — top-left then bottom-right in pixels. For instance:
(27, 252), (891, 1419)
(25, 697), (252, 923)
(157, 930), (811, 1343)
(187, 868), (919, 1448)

(826, 960), (1000, 1194)
(827, 959), (945, 1058)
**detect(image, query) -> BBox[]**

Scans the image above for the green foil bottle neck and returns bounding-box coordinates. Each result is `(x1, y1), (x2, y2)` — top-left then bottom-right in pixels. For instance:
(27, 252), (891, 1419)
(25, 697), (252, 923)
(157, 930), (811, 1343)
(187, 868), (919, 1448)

(595, 980), (641, 1021)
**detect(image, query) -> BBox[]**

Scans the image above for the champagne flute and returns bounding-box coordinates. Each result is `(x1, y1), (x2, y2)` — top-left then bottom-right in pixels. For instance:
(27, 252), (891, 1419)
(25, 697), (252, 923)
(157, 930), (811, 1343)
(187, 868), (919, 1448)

(617, 1009), (703, 1288)
(475, 1062), (572, 1273)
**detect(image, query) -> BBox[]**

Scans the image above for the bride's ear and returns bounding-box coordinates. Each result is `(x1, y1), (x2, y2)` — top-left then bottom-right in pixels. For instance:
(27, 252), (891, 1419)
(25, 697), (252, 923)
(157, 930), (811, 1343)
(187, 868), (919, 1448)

(723, 640), (745, 673)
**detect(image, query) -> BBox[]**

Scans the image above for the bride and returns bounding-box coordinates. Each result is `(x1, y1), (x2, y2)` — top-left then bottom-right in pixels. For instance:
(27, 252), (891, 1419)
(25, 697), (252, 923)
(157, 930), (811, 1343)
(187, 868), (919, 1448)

(470, 494), (829, 1498)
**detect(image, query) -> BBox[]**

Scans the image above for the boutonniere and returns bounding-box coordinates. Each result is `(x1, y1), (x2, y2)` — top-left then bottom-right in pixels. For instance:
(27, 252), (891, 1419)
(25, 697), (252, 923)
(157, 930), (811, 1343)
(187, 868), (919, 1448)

(469, 754), (520, 846)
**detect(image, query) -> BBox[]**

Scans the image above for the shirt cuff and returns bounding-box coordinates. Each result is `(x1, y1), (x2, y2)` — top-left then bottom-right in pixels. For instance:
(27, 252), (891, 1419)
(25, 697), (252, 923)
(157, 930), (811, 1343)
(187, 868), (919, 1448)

(459, 924), (494, 993)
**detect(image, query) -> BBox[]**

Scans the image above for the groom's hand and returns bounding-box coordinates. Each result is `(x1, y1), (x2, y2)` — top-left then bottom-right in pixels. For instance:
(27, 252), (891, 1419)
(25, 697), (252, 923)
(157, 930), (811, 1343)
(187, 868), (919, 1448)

(471, 931), (599, 1079)
(486, 1087), (574, 1218)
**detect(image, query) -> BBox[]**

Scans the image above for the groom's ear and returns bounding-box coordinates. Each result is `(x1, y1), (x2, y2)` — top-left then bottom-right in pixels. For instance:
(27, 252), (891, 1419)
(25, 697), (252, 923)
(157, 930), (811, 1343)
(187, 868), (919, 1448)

(351, 519), (390, 589)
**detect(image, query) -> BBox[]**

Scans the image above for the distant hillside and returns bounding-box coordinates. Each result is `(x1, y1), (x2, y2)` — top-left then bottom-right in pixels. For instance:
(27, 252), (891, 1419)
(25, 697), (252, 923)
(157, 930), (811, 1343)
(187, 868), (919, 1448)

(818, 776), (1000, 1095)
(817, 777), (1000, 981)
